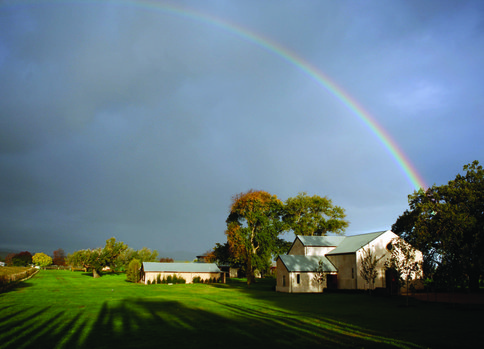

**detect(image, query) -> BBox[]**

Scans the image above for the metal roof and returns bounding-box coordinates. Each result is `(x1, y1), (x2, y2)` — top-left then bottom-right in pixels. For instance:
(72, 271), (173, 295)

(297, 235), (346, 247)
(142, 262), (221, 273)
(278, 255), (337, 272)
(326, 231), (387, 255)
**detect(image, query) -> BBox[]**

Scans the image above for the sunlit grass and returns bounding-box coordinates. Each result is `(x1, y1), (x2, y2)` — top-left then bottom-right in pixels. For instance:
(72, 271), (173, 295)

(0, 270), (482, 348)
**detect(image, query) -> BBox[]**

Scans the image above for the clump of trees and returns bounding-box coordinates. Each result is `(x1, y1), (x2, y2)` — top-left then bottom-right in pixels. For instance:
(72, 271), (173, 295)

(215, 190), (348, 285)
(393, 160), (484, 291)
(5, 251), (32, 267)
(68, 238), (159, 280)
(116, 247), (159, 271)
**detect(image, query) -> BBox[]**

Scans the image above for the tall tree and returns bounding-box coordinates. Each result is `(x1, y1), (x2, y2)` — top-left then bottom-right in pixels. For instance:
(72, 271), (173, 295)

(283, 192), (348, 236)
(393, 161), (484, 291)
(226, 190), (284, 285)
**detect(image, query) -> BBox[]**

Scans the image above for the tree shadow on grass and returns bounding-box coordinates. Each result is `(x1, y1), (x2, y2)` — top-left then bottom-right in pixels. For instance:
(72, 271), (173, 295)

(0, 280), (35, 294)
(0, 297), (424, 349)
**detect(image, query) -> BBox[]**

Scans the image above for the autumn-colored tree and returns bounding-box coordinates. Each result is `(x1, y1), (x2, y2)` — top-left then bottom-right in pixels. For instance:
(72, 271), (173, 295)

(283, 192), (348, 236)
(32, 252), (53, 268)
(226, 190), (284, 285)
(5, 253), (16, 266)
(52, 248), (66, 266)
(159, 257), (174, 263)
(10, 251), (32, 266)
(199, 250), (216, 263)
(67, 237), (128, 278)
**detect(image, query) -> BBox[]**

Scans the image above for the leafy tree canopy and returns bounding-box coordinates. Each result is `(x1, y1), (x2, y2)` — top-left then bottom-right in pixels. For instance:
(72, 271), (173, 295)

(32, 253), (53, 267)
(226, 189), (285, 285)
(283, 192), (348, 236)
(53, 248), (66, 266)
(7, 251), (32, 266)
(68, 237), (128, 278)
(392, 160), (484, 291)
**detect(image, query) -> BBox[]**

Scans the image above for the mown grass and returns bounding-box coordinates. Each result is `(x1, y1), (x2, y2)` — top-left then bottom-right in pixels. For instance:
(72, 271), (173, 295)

(0, 270), (482, 348)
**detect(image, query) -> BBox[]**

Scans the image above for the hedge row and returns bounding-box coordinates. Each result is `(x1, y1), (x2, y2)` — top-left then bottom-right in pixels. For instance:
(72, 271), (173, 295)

(0, 267), (38, 289)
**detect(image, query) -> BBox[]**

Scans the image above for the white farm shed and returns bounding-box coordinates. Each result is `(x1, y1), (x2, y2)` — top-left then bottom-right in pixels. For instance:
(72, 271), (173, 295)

(141, 262), (224, 285)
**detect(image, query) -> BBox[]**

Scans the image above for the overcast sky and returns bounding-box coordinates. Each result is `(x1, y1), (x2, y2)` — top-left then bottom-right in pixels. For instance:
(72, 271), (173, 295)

(1, 0), (483, 259)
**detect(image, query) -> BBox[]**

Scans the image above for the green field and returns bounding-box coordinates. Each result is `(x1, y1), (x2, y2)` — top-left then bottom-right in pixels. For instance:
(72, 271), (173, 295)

(0, 270), (481, 348)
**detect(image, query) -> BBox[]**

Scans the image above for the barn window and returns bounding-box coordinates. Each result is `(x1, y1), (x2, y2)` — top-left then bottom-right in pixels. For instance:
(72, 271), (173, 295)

(296, 274), (301, 284)
(283, 275), (286, 287)
(352, 268), (354, 279)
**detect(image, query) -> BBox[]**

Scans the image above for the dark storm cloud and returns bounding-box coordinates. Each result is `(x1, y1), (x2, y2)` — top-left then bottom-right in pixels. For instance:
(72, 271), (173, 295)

(1, 0), (483, 257)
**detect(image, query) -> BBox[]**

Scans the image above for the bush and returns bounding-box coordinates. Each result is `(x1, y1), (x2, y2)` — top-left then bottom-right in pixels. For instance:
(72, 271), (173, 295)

(126, 259), (141, 283)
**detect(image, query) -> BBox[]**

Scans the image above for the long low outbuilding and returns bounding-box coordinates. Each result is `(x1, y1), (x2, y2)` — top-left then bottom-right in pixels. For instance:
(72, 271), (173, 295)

(141, 262), (225, 284)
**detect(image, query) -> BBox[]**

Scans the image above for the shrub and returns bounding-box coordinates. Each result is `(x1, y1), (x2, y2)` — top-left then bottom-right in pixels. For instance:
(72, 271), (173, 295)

(126, 259), (141, 283)
(193, 276), (201, 283)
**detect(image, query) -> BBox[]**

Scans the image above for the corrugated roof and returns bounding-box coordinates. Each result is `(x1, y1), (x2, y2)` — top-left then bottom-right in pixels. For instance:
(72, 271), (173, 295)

(142, 262), (221, 273)
(297, 235), (346, 247)
(278, 255), (337, 272)
(326, 231), (387, 255)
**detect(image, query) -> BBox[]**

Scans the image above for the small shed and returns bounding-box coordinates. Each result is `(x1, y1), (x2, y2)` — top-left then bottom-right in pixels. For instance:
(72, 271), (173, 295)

(141, 262), (224, 284)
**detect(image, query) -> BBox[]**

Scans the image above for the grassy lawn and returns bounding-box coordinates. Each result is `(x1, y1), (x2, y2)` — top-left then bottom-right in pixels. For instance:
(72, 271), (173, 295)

(0, 270), (481, 348)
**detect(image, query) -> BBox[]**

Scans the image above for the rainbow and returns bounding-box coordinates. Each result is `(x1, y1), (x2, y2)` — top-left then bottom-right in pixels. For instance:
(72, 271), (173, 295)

(5, 0), (427, 189)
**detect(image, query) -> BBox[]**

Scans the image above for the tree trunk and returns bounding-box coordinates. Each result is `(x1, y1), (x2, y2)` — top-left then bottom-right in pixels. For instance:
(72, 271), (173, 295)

(92, 268), (101, 278)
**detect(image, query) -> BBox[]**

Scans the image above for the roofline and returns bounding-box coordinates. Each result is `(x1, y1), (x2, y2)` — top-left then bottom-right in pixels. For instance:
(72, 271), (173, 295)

(291, 234), (346, 248)
(286, 236), (302, 254)
(326, 230), (389, 255)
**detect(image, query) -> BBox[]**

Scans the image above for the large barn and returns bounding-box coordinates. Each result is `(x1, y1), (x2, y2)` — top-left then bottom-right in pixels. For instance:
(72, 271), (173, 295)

(276, 230), (423, 293)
